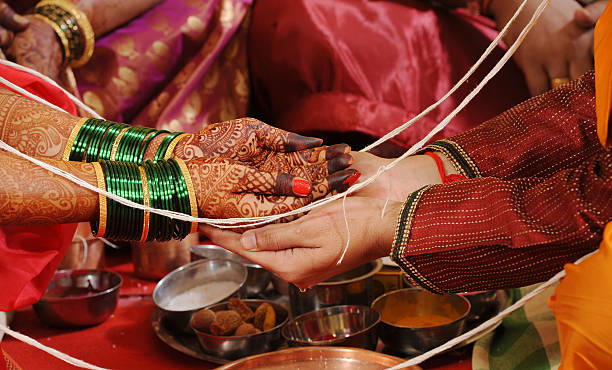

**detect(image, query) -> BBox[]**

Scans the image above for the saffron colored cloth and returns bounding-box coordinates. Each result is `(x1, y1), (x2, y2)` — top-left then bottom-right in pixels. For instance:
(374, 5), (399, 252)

(0, 64), (78, 311)
(548, 224), (612, 369)
(391, 71), (612, 293)
(72, 0), (252, 129)
(248, 0), (529, 150)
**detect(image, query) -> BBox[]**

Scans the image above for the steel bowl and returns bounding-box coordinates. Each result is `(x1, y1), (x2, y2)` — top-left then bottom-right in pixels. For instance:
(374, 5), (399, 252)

(459, 290), (499, 325)
(33, 269), (122, 328)
(190, 299), (289, 361)
(282, 305), (380, 350)
(190, 244), (271, 297)
(289, 260), (383, 316)
(153, 259), (247, 332)
(371, 288), (470, 356)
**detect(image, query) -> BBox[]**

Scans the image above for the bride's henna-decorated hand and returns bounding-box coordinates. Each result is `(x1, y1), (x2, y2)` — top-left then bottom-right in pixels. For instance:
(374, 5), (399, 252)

(0, 2), (29, 50)
(172, 117), (354, 182)
(6, 15), (63, 82)
(187, 156), (360, 219)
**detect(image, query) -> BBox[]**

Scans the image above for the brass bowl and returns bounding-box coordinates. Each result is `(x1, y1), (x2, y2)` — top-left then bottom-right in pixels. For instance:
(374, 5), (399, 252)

(33, 269), (122, 328)
(371, 288), (470, 356)
(190, 299), (288, 361)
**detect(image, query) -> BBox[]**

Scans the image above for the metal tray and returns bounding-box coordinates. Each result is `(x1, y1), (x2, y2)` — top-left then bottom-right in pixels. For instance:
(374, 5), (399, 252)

(152, 290), (509, 364)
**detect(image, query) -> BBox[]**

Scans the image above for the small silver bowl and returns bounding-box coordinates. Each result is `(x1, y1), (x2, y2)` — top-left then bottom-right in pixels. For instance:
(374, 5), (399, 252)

(371, 288), (470, 356)
(153, 259), (247, 332)
(190, 299), (289, 361)
(33, 269), (122, 328)
(282, 305), (380, 350)
(459, 290), (499, 325)
(191, 244), (271, 297)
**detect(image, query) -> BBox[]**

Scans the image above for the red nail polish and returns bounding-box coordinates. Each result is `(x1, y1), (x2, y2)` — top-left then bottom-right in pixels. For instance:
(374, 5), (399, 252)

(343, 172), (361, 187)
(293, 179), (311, 196)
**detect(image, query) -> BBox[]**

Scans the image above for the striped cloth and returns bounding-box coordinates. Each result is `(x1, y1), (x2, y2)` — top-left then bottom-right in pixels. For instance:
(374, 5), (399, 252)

(473, 285), (561, 370)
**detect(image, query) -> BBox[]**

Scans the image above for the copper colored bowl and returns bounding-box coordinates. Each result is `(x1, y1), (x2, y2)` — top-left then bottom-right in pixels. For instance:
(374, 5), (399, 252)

(216, 347), (414, 369)
(33, 269), (122, 328)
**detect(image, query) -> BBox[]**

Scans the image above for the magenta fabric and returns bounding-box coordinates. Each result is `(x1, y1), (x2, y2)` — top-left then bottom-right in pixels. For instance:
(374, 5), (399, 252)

(74, 0), (252, 129)
(248, 0), (530, 148)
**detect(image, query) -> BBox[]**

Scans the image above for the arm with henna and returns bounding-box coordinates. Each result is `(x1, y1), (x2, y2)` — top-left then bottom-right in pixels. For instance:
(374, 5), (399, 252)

(0, 88), (354, 189)
(0, 150), (358, 227)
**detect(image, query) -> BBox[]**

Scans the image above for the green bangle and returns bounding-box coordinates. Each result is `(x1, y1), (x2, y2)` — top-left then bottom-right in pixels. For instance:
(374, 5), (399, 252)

(69, 118), (96, 161)
(98, 122), (129, 161)
(154, 132), (182, 162)
(168, 158), (191, 239)
(137, 130), (168, 164)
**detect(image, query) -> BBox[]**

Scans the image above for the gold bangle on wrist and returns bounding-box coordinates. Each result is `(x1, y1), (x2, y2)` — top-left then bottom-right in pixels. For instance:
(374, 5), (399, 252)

(92, 162), (107, 237)
(35, 0), (95, 67)
(138, 167), (151, 242)
(62, 117), (88, 161)
(163, 133), (190, 160)
(175, 158), (199, 234)
(110, 128), (129, 161)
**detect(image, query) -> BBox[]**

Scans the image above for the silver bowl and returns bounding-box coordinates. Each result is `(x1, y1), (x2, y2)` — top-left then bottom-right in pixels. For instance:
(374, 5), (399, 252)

(153, 259), (247, 332)
(371, 288), (470, 356)
(289, 260), (382, 316)
(33, 269), (122, 328)
(459, 290), (499, 325)
(190, 299), (289, 361)
(190, 244), (271, 297)
(282, 305), (380, 350)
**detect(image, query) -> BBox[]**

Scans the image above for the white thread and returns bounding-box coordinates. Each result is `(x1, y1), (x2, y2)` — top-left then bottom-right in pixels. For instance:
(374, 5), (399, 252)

(98, 237), (121, 249)
(336, 192), (351, 265)
(387, 249), (596, 369)
(0, 59), (102, 119)
(74, 235), (89, 267)
(0, 1), (569, 367)
(0, 324), (109, 370)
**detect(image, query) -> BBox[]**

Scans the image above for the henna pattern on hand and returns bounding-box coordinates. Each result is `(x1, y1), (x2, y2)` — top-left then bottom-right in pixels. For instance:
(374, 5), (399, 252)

(0, 87), (78, 159)
(0, 151), (98, 225)
(187, 156), (360, 221)
(173, 117), (352, 185)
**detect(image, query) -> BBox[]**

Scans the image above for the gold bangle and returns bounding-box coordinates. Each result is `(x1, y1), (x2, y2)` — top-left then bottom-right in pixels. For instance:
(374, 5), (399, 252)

(32, 13), (71, 65)
(138, 167), (150, 242)
(175, 158), (198, 234)
(110, 128), (129, 161)
(36, 0), (95, 68)
(62, 117), (88, 161)
(163, 133), (190, 160)
(92, 162), (107, 237)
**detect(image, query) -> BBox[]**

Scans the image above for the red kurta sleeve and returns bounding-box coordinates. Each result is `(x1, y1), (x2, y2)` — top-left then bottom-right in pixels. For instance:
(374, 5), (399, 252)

(419, 71), (600, 180)
(392, 72), (612, 293)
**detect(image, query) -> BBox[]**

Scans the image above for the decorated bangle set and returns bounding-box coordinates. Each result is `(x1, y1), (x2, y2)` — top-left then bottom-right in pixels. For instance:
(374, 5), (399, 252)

(33, 0), (95, 67)
(65, 118), (197, 241)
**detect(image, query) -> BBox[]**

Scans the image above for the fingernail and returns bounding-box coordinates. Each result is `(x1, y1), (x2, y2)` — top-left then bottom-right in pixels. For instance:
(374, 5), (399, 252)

(326, 144), (350, 159)
(241, 233), (257, 251)
(343, 172), (361, 187)
(292, 179), (311, 196)
(328, 154), (352, 173)
(14, 14), (30, 25)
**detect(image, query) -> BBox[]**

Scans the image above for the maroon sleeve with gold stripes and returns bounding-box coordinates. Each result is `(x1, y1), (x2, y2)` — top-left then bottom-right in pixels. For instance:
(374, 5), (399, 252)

(393, 71), (612, 293)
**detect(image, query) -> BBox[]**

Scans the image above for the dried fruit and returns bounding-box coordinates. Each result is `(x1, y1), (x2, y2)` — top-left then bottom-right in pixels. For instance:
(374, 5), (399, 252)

(254, 302), (276, 331)
(228, 298), (254, 323)
(209, 310), (242, 336)
(191, 309), (216, 332)
(234, 323), (261, 336)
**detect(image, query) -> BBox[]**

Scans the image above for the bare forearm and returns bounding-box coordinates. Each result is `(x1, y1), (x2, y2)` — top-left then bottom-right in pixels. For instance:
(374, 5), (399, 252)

(0, 151), (98, 225)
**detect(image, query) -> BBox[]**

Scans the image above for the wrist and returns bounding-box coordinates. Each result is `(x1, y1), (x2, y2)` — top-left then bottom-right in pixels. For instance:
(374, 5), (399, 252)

(374, 200), (403, 259)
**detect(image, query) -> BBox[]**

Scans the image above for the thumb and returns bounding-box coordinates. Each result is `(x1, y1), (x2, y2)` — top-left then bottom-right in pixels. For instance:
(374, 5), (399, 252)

(241, 223), (308, 251)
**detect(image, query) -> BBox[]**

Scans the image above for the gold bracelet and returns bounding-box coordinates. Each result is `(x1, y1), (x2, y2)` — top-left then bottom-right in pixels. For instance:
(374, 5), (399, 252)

(32, 13), (71, 65)
(175, 158), (198, 234)
(138, 167), (151, 242)
(62, 117), (88, 161)
(36, 0), (95, 68)
(92, 162), (107, 237)
(110, 128), (129, 161)
(163, 133), (190, 160)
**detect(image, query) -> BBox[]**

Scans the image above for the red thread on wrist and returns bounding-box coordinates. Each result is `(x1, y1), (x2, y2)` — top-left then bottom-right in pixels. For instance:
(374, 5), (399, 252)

(424, 151), (467, 184)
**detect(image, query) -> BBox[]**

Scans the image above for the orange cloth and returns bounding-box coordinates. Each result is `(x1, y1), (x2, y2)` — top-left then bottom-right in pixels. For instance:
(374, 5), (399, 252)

(548, 4), (612, 368)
